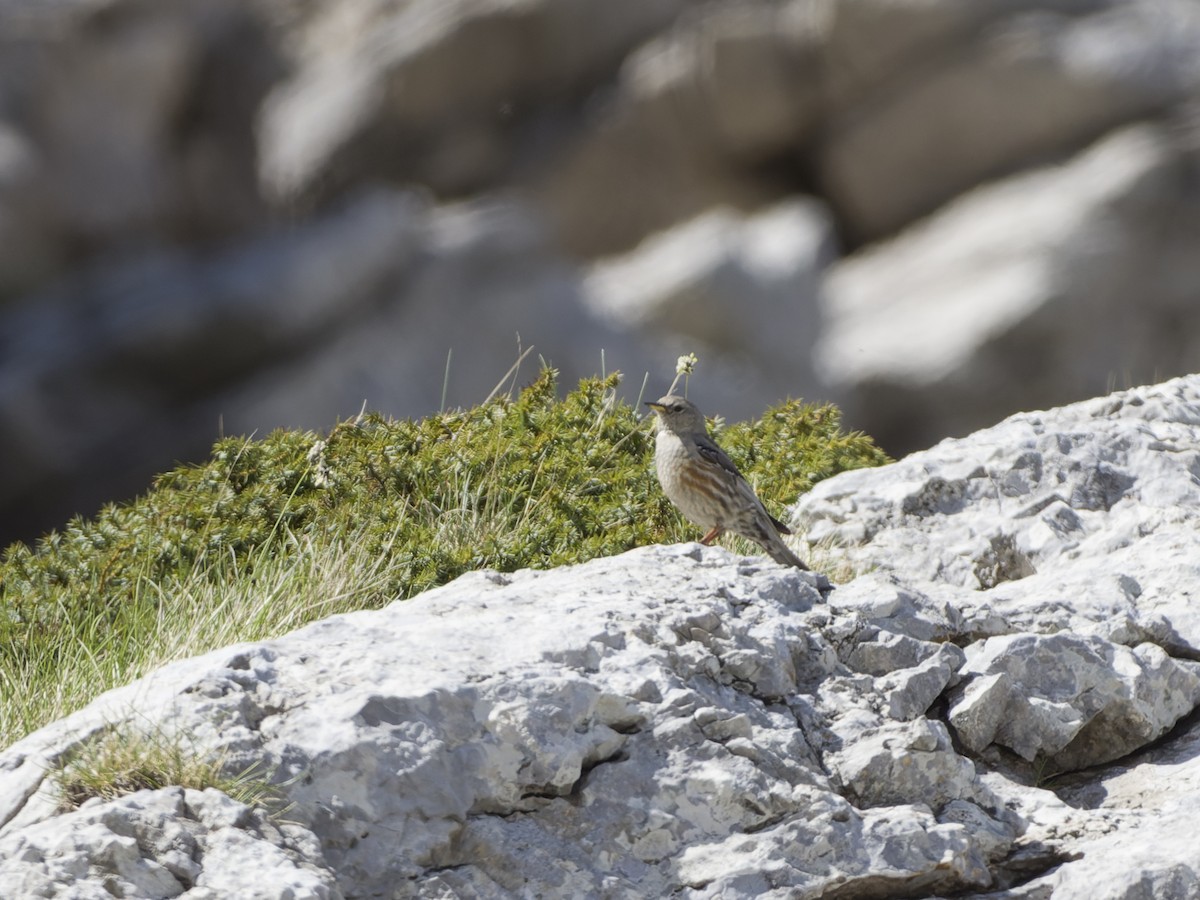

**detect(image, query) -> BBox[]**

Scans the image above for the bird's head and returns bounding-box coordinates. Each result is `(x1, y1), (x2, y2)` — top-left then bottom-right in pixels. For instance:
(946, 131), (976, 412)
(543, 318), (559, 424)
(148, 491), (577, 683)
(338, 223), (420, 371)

(645, 394), (707, 434)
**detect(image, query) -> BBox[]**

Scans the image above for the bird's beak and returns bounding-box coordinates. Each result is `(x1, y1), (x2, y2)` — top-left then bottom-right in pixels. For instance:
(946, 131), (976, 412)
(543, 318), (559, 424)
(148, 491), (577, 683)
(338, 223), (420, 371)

(645, 401), (664, 412)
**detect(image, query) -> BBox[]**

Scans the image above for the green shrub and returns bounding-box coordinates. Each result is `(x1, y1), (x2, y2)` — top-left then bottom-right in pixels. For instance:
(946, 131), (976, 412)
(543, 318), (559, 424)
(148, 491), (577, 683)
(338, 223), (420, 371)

(0, 369), (888, 747)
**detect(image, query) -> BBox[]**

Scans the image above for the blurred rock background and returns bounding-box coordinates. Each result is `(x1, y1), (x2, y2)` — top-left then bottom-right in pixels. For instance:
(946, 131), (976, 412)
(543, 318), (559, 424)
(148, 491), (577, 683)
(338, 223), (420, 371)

(1, 0), (1199, 546)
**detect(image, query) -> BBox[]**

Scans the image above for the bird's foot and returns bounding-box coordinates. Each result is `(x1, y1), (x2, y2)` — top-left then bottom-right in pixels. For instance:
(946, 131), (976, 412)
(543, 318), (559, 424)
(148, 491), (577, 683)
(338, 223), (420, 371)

(699, 527), (723, 546)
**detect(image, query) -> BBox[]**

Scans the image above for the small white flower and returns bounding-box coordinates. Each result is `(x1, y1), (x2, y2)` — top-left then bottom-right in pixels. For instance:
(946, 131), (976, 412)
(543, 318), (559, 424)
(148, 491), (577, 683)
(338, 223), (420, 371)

(307, 440), (331, 487)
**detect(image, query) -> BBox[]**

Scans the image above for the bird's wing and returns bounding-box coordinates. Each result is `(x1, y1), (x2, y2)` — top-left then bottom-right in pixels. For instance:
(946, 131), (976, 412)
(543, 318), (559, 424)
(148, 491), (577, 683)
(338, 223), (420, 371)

(696, 433), (792, 535)
(694, 433), (745, 479)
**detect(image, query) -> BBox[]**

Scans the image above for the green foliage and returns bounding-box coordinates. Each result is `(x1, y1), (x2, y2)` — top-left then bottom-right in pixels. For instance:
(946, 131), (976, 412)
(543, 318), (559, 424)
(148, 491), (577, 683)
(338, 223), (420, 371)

(715, 399), (891, 501)
(0, 369), (888, 747)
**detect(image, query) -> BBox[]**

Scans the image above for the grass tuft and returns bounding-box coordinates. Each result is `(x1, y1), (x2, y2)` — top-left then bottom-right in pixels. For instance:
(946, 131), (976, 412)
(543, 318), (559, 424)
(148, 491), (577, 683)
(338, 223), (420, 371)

(54, 723), (283, 814)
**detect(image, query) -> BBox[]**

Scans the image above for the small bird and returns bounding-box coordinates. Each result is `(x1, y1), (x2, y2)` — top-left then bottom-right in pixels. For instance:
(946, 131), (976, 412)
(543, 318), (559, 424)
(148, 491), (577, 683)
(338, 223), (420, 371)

(645, 394), (808, 569)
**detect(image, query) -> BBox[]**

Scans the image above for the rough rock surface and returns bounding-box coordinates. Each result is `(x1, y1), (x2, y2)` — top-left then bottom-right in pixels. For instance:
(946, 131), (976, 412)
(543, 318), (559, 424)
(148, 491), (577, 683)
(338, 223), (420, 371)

(5, 376), (1200, 897)
(793, 374), (1200, 896)
(0, 788), (339, 900)
(4, 0), (1200, 544)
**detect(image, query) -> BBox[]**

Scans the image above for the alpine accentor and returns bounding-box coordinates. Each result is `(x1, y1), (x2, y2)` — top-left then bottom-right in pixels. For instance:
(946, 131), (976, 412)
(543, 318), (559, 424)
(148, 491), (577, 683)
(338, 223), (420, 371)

(646, 394), (808, 569)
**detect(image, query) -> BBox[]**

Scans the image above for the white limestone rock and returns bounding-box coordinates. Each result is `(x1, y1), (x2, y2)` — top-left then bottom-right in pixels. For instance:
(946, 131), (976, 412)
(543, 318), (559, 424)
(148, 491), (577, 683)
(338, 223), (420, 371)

(878, 642), (966, 721)
(0, 787), (340, 900)
(842, 628), (955, 675)
(0, 545), (1003, 898)
(796, 375), (1200, 650)
(1031, 719), (1200, 899)
(948, 633), (1200, 769)
(829, 718), (977, 810)
(792, 373), (1200, 896)
(827, 574), (966, 643)
(7, 375), (1200, 896)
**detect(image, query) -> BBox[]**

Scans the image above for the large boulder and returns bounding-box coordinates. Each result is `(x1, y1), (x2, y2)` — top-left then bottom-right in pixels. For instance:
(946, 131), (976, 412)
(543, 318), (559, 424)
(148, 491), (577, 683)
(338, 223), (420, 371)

(0, 548), (1003, 898)
(816, 0), (1200, 240)
(258, 0), (685, 204)
(818, 124), (1200, 454)
(5, 376), (1200, 896)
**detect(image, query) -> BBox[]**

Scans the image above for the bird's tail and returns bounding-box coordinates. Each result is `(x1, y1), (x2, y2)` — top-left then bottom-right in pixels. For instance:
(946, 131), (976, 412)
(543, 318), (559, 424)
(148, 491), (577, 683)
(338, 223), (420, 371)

(761, 530), (809, 570)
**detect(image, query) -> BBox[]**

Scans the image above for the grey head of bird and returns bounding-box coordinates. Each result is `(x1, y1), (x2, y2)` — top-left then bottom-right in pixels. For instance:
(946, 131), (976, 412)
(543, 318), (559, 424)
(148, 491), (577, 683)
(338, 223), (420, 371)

(645, 394), (708, 436)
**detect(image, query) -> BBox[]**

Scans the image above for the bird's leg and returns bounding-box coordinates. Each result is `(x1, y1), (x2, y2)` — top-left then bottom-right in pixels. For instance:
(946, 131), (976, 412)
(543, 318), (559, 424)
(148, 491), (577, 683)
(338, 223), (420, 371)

(699, 526), (723, 545)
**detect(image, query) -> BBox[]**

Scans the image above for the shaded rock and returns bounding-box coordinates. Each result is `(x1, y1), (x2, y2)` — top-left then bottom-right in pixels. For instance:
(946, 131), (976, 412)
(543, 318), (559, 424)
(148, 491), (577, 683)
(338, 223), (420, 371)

(938, 798), (1020, 864)
(878, 642), (965, 721)
(829, 718), (977, 809)
(0, 123), (58, 297)
(259, 0), (684, 203)
(818, 123), (1200, 454)
(947, 672), (1016, 757)
(818, 0), (1036, 107)
(817, 2), (1200, 240)
(949, 633), (1200, 770)
(538, 1), (824, 256)
(1038, 815), (1200, 900)
(843, 629), (948, 676)
(0, 189), (424, 542)
(0, 0), (278, 272)
(1033, 718), (1200, 898)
